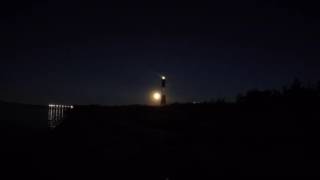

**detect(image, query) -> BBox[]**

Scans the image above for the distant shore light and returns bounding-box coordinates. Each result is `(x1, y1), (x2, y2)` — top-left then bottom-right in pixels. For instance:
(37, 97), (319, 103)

(48, 104), (74, 109)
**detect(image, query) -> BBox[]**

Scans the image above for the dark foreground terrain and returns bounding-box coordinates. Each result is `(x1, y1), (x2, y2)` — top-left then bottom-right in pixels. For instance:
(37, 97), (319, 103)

(47, 103), (319, 179)
(0, 101), (47, 179)
(1, 83), (320, 178)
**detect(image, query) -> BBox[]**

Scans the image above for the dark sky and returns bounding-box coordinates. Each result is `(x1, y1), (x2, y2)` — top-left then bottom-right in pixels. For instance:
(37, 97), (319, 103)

(1, 0), (320, 105)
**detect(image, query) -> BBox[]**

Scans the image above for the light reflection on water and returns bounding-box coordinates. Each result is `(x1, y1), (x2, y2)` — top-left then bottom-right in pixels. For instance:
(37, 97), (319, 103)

(48, 105), (73, 129)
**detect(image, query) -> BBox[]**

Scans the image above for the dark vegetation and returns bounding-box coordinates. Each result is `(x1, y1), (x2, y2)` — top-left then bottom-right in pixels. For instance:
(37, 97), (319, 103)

(1, 79), (320, 178)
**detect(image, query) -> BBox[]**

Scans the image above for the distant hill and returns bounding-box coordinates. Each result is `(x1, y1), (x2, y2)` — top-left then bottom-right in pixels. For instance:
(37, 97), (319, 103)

(0, 100), (44, 108)
(0, 100), (9, 105)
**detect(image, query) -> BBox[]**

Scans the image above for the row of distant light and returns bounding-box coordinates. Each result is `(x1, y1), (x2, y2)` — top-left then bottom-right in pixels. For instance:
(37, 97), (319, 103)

(48, 104), (74, 109)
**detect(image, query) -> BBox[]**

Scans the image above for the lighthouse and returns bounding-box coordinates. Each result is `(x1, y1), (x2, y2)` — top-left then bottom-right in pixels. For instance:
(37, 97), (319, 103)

(161, 76), (167, 105)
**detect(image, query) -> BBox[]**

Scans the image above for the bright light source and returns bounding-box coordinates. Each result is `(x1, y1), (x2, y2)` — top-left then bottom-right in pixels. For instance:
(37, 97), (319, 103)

(152, 92), (161, 101)
(70, 105), (74, 109)
(161, 76), (166, 80)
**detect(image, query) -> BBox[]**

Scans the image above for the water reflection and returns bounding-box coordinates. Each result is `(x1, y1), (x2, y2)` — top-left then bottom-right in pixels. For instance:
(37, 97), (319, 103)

(48, 104), (73, 129)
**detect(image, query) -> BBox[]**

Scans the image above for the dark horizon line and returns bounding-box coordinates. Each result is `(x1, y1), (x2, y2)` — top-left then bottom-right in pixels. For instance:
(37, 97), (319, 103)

(1, 78), (319, 107)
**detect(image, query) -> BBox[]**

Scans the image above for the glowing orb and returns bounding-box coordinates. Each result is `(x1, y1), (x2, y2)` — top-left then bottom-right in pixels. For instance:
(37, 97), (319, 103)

(152, 92), (162, 101)
(161, 76), (166, 80)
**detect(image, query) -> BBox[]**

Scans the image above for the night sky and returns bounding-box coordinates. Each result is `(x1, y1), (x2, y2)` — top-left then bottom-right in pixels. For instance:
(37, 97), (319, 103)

(1, 0), (320, 105)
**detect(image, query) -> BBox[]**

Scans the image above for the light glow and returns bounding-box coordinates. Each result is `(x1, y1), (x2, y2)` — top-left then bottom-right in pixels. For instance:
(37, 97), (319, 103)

(152, 92), (162, 101)
(161, 76), (166, 80)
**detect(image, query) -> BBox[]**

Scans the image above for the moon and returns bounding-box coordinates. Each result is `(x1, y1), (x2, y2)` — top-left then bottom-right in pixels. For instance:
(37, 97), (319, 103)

(152, 92), (161, 101)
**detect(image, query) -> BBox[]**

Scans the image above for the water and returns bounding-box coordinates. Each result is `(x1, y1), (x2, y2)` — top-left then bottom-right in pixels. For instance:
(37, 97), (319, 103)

(48, 105), (72, 129)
